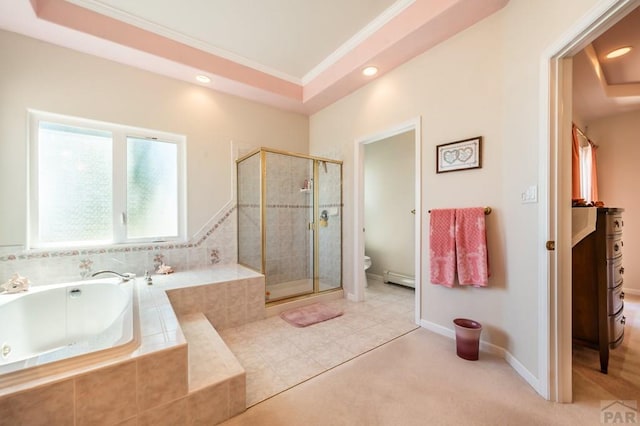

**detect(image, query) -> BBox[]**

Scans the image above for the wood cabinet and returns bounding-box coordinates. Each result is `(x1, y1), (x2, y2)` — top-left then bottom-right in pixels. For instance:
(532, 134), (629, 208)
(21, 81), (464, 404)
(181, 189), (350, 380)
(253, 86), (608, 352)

(572, 207), (625, 373)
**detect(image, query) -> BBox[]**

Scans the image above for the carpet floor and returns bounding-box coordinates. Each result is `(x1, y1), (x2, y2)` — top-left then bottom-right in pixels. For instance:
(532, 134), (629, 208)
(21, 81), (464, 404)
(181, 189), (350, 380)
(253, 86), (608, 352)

(222, 296), (640, 425)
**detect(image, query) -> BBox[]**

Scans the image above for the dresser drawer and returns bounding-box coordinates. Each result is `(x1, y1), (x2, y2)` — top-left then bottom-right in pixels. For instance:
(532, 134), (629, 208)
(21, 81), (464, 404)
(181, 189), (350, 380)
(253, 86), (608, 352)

(608, 282), (625, 315)
(606, 256), (624, 287)
(606, 214), (624, 236)
(608, 305), (625, 344)
(606, 235), (623, 259)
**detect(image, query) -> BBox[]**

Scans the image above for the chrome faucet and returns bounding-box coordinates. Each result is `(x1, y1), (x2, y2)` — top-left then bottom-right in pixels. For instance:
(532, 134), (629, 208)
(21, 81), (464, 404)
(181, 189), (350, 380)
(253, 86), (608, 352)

(90, 270), (135, 281)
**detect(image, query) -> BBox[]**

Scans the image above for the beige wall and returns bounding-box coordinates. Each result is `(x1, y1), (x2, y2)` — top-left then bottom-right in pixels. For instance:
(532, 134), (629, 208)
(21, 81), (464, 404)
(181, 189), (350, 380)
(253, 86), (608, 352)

(310, 0), (601, 379)
(587, 110), (640, 293)
(364, 131), (415, 277)
(0, 30), (309, 247)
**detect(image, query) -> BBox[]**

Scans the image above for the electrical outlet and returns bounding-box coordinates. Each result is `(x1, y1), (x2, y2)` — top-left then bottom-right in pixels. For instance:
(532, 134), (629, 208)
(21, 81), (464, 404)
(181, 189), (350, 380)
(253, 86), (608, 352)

(521, 185), (538, 203)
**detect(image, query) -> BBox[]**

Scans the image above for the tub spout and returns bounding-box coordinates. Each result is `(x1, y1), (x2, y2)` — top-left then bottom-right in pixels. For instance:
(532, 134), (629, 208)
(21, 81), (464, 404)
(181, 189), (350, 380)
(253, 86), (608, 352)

(90, 270), (135, 281)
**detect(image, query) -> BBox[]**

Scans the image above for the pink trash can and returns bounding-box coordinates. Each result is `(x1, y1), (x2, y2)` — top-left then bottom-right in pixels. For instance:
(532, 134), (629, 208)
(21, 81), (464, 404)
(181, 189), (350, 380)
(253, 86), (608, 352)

(453, 318), (482, 361)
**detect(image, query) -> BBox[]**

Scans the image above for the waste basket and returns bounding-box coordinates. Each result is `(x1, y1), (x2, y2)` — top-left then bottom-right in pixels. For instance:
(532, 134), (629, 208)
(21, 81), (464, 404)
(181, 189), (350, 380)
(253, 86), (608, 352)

(453, 318), (482, 361)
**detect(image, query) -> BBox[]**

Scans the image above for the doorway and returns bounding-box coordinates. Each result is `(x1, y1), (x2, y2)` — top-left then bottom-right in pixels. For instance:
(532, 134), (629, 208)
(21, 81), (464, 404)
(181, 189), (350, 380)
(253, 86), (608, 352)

(353, 118), (422, 324)
(545, 0), (640, 403)
(364, 131), (416, 289)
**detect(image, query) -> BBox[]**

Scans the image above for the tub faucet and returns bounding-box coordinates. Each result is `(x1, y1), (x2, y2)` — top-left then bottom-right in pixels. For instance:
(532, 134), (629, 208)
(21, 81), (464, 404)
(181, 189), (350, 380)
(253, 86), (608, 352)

(90, 270), (135, 281)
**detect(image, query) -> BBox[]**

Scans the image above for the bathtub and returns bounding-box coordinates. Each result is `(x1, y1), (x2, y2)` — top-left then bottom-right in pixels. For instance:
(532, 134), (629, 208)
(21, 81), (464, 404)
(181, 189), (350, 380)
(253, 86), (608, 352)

(0, 278), (137, 377)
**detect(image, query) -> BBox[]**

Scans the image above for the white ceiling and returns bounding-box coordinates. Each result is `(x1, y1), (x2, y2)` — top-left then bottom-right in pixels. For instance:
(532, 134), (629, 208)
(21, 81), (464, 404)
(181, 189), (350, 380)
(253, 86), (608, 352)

(73, 0), (397, 81)
(573, 5), (640, 122)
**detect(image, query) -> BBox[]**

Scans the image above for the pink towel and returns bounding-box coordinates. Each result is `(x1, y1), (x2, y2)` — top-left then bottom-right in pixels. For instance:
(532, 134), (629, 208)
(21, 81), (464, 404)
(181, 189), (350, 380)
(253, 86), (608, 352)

(429, 209), (456, 287)
(455, 208), (490, 287)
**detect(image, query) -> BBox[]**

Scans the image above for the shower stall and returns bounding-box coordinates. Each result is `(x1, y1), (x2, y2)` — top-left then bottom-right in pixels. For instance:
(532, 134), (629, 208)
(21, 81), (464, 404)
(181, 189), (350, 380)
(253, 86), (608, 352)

(237, 148), (342, 303)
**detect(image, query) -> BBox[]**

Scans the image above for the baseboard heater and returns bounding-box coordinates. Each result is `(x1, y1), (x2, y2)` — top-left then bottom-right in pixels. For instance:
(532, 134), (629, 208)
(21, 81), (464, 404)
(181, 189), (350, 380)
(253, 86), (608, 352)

(383, 270), (415, 288)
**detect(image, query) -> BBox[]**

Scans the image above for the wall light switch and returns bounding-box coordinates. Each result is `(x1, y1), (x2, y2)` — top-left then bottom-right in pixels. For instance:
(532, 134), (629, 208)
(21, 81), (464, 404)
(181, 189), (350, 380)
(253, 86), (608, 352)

(521, 185), (538, 204)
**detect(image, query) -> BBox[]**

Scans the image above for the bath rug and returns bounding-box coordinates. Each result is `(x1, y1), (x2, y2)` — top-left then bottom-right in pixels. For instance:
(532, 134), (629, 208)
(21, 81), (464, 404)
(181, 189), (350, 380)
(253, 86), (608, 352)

(280, 303), (343, 327)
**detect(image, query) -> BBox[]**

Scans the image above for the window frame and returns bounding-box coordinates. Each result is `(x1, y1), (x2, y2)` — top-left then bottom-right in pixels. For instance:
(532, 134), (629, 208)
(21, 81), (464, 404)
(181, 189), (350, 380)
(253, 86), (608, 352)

(28, 110), (187, 249)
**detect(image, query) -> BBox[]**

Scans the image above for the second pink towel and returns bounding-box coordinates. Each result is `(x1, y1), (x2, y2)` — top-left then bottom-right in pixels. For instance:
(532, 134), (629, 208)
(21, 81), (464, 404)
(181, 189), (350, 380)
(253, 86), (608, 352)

(455, 207), (490, 287)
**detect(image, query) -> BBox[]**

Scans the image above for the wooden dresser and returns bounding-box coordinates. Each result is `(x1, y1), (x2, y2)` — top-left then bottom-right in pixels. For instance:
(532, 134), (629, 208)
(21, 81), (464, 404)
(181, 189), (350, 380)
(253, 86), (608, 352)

(572, 207), (625, 374)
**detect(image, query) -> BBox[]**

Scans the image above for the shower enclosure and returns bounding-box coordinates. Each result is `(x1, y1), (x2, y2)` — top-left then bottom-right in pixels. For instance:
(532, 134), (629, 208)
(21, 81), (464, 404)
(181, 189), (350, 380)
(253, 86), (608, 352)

(237, 148), (342, 303)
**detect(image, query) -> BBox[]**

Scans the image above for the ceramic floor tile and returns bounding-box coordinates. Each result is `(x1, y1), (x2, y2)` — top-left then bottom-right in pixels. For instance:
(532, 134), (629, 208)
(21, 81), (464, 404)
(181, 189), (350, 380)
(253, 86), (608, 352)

(223, 280), (417, 408)
(307, 342), (357, 369)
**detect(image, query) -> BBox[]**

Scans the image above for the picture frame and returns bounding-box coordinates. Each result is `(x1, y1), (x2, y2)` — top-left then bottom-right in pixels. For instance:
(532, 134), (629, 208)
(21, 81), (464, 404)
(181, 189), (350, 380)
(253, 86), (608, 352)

(436, 136), (482, 173)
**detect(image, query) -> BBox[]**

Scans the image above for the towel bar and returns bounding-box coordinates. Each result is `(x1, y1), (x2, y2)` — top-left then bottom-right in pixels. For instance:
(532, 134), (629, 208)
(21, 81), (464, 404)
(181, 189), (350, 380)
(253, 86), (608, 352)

(427, 207), (491, 215)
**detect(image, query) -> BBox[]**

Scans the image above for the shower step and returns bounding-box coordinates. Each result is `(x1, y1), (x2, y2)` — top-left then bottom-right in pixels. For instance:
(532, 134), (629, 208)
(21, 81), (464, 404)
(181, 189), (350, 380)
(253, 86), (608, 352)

(178, 312), (246, 420)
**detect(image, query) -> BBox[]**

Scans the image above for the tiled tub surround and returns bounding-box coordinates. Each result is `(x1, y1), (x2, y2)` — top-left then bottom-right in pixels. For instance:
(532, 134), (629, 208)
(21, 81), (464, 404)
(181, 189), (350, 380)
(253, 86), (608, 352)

(0, 203), (237, 287)
(0, 264), (265, 425)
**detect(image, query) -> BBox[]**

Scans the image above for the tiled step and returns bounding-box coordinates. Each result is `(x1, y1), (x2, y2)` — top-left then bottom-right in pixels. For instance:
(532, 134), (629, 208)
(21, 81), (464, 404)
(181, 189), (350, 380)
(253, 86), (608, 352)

(178, 312), (246, 422)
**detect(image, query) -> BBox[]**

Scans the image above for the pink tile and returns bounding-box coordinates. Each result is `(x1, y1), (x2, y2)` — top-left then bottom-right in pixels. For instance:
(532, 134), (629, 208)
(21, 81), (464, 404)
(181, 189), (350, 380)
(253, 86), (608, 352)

(246, 278), (265, 304)
(187, 382), (229, 425)
(115, 417), (138, 426)
(246, 299), (266, 323)
(168, 286), (206, 316)
(137, 346), (188, 411)
(226, 303), (247, 328)
(229, 373), (247, 416)
(227, 280), (247, 308)
(138, 397), (187, 426)
(0, 379), (74, 425)
(75, 361), (137, 426)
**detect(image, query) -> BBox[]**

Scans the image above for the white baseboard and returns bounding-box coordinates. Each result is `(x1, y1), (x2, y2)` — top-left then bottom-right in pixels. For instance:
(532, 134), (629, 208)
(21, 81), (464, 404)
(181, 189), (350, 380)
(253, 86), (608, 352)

(624, 287), (640, 296)
(419, 319), (540, 393)
(366, 273), (383, 282)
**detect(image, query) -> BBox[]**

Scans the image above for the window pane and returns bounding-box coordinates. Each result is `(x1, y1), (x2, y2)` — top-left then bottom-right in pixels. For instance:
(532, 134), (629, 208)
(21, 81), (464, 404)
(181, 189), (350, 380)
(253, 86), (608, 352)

(38, 122), (113, 244)
(127, 137), (178, 239)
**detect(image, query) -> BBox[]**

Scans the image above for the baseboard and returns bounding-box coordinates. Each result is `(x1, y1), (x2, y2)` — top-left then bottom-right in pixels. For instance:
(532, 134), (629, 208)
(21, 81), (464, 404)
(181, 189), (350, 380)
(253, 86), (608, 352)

(419, 319), (540, 393)
(624, 287), (640, 296)
(366, 273), (383, 282)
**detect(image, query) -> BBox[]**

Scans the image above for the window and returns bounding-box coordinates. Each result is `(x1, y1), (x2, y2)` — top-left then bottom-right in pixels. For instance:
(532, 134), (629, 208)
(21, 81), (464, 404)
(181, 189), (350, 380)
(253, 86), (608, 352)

(578, 143), (593, 201)
(29, 111), (186, 248)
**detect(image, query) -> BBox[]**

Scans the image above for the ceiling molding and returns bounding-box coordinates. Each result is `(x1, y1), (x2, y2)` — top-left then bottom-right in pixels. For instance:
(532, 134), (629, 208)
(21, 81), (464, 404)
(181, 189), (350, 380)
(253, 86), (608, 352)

(66, 0), (303, 84)
(301, 0), (415, 85)
(16, 0), (509, 115)
(585, 43), (640, 98)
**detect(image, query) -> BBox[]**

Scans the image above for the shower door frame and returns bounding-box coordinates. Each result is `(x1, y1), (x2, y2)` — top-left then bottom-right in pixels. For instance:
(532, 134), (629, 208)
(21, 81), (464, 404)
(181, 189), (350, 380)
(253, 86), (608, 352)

(236, 147), (343, 304)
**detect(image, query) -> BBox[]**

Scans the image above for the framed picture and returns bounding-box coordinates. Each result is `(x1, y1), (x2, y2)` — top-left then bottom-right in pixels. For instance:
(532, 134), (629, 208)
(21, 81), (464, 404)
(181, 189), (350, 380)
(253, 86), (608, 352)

(436, 136), (482, 173)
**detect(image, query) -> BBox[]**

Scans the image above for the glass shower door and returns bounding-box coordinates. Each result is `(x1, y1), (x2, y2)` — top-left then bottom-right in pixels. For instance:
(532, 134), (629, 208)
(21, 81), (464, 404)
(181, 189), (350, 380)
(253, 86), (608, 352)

(317, 160), (342, 291)
(264, 152), (314, 301)
(237, 152), (261, 272)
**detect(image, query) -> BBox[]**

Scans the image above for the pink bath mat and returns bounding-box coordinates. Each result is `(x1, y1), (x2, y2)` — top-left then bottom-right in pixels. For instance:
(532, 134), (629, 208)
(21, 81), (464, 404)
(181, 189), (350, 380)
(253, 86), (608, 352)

(280, 303), (343, 327)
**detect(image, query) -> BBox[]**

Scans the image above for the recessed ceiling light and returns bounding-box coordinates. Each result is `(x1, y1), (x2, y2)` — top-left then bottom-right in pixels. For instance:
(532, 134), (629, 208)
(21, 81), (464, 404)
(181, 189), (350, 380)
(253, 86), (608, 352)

(362, 66), (378, 77)
(605, 46), (632, 59)
(196, 75), (211, 83)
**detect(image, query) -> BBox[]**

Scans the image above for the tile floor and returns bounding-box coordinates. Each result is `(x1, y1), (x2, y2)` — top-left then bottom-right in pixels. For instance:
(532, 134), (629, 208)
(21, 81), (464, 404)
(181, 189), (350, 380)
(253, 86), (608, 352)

(219, 278), (418, 406)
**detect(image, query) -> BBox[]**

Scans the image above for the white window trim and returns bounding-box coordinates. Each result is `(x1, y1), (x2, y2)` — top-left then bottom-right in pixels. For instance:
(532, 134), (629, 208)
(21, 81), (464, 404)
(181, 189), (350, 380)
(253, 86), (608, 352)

(28, 109), (187, 249)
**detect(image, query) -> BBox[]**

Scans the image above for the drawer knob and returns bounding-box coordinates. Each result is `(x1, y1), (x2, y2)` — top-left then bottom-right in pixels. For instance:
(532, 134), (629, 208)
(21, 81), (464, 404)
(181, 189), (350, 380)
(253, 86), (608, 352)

(620, 291), (625, 300)
(620, 267), (625, 275)
(614, 244), (620, 252)
(621, 316), (626, 325)
(614, 220), (620, 228)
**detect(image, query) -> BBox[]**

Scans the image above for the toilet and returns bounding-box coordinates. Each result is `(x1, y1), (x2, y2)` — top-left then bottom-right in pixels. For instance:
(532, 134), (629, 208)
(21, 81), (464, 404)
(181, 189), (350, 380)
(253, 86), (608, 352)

(364, 255), (372, 288)
(364, 255), (372, 271)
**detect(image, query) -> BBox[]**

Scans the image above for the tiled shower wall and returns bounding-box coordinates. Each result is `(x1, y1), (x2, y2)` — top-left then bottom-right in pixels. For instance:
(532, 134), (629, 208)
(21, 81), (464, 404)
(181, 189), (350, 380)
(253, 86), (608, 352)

(264, 152), (312, 286)
(0, 205), (237, 286)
